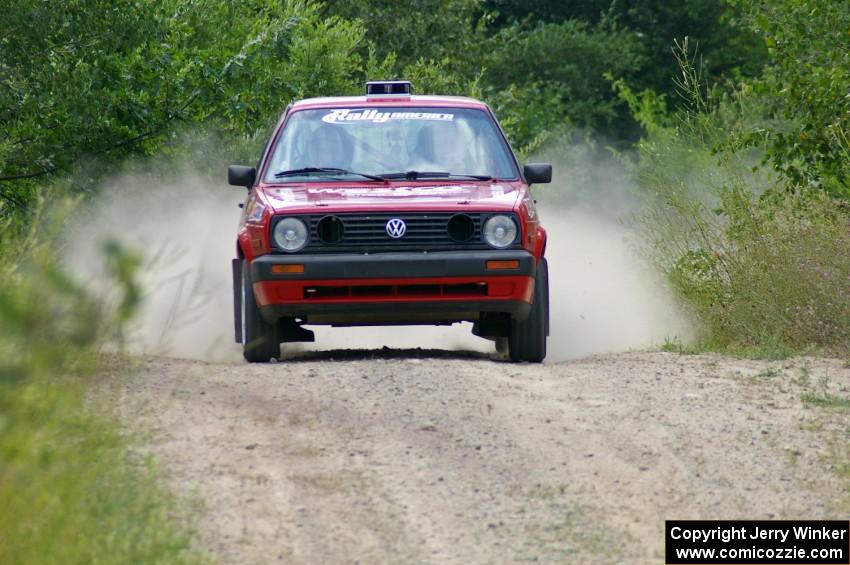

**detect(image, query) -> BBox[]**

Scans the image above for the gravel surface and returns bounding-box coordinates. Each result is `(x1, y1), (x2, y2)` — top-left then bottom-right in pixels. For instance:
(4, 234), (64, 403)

(111, 351), (850, 564)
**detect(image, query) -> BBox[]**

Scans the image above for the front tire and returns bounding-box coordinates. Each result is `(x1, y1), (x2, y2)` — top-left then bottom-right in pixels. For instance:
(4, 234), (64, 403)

(508, 258), (548, 363)
(241, 259), (280, 362)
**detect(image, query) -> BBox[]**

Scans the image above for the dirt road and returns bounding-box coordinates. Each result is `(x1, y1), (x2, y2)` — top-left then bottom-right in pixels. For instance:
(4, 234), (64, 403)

(111, 350), (849, 564)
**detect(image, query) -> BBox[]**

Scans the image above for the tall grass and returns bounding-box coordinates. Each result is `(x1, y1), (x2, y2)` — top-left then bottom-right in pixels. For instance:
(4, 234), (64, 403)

(628, 42), (850, 355)
(670, 188), (850, 352)
(0, 197), (199, 563)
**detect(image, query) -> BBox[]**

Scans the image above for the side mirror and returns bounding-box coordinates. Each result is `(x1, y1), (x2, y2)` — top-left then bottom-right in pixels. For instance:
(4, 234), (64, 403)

(523, 163), (552, 185)
(228, 165), (256, 188)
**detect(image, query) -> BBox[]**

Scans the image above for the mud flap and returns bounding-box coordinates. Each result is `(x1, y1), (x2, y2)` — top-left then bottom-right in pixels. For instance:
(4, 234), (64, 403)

(279, 318), (315, 343)
(232, 258), (242, 344)
(472, 312), (511, 339)
(542, 260), (550, 337)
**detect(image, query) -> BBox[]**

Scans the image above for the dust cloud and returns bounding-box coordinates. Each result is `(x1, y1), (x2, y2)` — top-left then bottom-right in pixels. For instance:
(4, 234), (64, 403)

(66, 171), (489, 361)
(535, 137), (692, 361)
(541, 207), (690, 361)
(67, 141), (689, 362)
(67, 172), (245, 361)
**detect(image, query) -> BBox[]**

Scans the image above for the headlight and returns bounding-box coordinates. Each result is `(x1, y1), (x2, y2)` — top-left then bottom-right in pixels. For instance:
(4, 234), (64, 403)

(483, 215), (518, 248)
(273, 217), (308, 252)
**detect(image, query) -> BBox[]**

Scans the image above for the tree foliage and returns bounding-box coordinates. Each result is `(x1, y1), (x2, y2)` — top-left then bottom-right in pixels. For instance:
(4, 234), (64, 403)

(625, 1), (850, 353)
(0, 0), (370, 211)
(482, 19), (646, 145)
(484, 0), (767, 89)
(0, 0), (821, 217)
(732, 0), (850, 195)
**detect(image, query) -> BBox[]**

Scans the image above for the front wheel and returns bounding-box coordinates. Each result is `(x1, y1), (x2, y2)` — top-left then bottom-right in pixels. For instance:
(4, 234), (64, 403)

(240, 259), (280, 362)
(508, 258), (548, 363)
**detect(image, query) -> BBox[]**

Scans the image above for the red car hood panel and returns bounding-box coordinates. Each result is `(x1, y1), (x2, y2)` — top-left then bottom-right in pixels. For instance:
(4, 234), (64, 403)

(260, 182), (521, 213)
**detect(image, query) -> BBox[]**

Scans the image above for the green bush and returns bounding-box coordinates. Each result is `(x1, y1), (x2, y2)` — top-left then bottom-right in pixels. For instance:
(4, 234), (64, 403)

(0, 199), (198, 564)
(627, 38), (850, 355)
(0, 0), (370, 213)
(668, 188), (850, 352)
(731, 0), (850, 194)
(483, 19), (646, 149)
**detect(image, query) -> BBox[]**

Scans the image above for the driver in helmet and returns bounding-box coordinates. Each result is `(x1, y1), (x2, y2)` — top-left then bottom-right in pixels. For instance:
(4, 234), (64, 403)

(299, 124), (354, 170)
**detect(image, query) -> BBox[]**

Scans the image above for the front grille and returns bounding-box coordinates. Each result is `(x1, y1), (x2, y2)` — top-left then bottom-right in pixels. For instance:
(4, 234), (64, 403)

(270, 212), (519, 253)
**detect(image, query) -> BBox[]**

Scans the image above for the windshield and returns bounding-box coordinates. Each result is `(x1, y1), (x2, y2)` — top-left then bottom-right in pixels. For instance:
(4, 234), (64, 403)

(263, 107), (518, 182)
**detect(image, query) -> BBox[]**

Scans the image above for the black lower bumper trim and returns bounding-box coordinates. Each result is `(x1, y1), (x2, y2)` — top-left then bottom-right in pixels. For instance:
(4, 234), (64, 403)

(250, 250), (535, 281)
(260, 299), (531, 325)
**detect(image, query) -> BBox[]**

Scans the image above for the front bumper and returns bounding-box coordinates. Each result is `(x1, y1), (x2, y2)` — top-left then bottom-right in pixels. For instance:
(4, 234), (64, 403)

(248, 250), (536, 324)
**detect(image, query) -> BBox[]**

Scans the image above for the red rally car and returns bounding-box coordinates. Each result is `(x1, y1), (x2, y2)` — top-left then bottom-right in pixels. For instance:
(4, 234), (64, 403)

(229, 81), (552, 363)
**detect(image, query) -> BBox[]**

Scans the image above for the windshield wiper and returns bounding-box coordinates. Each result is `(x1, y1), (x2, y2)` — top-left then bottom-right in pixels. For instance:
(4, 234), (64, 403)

(380, 171), (493, 181)
(380, 171), (450, 180)
(274, 167), (383, 181)
(445, 173), (494, 181)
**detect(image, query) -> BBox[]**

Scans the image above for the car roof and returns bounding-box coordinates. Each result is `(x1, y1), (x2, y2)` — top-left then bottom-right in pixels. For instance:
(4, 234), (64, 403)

(289, 95), (490, 111)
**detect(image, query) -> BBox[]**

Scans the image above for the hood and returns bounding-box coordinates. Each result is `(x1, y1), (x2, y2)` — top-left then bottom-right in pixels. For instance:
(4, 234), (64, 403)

(259, 182), (521, 213)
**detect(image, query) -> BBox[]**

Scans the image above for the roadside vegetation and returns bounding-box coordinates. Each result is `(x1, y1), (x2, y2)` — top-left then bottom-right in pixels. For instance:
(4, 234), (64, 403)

(629, 2), (850, 356)
(0, 204), (198, 562)
(1, 0), (848, 560)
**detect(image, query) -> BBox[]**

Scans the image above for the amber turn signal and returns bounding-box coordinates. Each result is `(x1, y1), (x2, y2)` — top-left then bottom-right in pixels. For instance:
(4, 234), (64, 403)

(271, 264), (305, 274)
(486, 260), (520, 270)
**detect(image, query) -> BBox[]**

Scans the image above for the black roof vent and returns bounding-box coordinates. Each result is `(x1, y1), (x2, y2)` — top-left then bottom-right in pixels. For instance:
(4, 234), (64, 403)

(365, 80), (413, 97)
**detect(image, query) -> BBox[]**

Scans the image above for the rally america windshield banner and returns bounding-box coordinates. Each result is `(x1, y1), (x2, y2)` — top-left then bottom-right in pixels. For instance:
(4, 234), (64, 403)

(322, 109), (455, 124)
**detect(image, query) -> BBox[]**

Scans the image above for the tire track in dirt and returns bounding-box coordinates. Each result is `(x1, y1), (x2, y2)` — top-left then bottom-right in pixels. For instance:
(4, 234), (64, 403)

(110, 351), (849, 564)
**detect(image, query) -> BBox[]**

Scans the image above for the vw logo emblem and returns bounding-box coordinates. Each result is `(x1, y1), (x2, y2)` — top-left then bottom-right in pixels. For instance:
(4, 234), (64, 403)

(385, 218), (407, 238)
